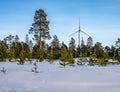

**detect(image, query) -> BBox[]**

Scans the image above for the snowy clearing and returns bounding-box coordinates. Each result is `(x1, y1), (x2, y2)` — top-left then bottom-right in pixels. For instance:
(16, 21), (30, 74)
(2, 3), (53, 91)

(0, 61), (120, 92)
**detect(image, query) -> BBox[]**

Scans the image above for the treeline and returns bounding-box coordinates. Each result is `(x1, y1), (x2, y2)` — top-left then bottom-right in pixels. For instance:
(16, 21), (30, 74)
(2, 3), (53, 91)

(0, 9), (120, 66)
(0, 34), (120, 65)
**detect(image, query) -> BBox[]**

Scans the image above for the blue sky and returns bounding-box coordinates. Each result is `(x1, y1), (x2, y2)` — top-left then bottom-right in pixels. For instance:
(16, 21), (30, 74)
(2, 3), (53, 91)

(0, 0), (120, 46)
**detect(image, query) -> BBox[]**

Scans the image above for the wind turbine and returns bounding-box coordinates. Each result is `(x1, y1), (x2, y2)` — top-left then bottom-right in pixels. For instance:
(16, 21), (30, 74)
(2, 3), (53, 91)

(69, 20), (90, 48)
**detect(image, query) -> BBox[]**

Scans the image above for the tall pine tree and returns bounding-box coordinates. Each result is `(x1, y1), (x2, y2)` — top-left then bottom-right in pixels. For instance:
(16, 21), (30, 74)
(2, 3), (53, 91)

(29, 9), (51, 49)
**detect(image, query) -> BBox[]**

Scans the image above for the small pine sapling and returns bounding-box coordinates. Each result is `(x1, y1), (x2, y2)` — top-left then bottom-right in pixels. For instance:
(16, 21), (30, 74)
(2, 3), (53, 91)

(31, 61), (39, 73)
(1, 67), (6, 74)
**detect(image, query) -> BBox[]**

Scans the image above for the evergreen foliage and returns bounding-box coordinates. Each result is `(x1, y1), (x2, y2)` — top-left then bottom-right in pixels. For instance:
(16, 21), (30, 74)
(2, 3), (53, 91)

(47, 53), (54, 63)
(51, 35), (60, 59)
(8, 48), (15, 61)
(87, 37), (93, 48)
(39, 49), (46, 62)
(0, 41), (7, 61)
(60, 43), (74, 67)
(94, 42), (105, 58)
(32, 45), (46, 61)
(88, 57), (96, 66)
(19, 50), (25, 64)
(60, 44), (68, 67)
(97, 58), (107, 66)
(67, 52), (74, 65)
(81, 45), (88, 57)
(69, 38), (76, 58)
(29, 9), (51, 49)
(115, 38), (120, 61)
(22, 43), (31, 59)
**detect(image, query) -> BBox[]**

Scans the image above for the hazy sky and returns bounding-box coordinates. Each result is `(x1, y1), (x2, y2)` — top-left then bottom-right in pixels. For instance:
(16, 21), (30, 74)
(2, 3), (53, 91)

(0, 0), (120, 46)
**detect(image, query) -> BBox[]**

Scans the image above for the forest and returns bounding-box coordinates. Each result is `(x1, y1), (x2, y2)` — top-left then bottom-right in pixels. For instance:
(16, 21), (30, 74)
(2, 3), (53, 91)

(0, 9), (120, 66)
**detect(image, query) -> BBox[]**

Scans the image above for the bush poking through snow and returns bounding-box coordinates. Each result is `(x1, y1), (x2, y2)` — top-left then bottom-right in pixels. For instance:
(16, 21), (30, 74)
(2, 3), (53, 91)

(88, 57), (96, 66)
(59, 60), (69, 67)
(31, 61), (39, 73)
(1, 67), (6, 74)
(77, 58), (87, 66)
(97, 58), (108, 66)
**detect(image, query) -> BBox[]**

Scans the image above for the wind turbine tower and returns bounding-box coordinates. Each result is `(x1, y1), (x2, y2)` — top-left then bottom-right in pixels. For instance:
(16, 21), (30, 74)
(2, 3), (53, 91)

(78, 20), (80, 47)
(69, 19), (90, 48)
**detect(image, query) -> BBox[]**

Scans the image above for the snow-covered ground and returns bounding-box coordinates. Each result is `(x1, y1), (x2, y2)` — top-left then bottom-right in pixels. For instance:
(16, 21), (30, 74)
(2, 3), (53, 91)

(0, 61), (120, 92)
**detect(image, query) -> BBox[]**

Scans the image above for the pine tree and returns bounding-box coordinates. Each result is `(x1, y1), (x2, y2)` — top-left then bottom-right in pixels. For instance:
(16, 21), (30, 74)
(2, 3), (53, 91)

(22, 43), (31, 59)
(8, 48), (15, 61)
(115, 38), (120, 48)
(32, 45), (39, 59)
(14, 35), (19, 43)
(29, 9), (51, 50)
(94, 42), (104, 58)
(29, 40), (33, 52)
(5, 35), (14, 49)
(97, 58), (107, 66)
(39, 49), (46, 62)
(110, 45), (116, 60)
(32, 44), (46, 61)
(60, 43), (74, 67)
(105, 46), (111, 58)
(14, 42), (22, 58)
(0, 41), (7, 61)
(25, 34), (29, 45)
(69, 37), (76, 58)
(87, 37), (93, 48)
(48, 53), (54, 63)
(80, 37), (88, 57)
(60, 44), (69, 67)
(51, 35), (60, 59)
(115, 38), (120, 62)
(67, 52), (74, 65)
(19, 50), (25, 64)
(31, 61), (38, 73)
(87, 37), (93, 56)
(81, 45), (88, 57)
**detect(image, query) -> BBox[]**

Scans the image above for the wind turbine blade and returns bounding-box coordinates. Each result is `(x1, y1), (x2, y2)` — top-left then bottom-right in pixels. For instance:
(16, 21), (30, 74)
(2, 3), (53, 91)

(81, 30), (90, 37)
(69, 30), (79, 37)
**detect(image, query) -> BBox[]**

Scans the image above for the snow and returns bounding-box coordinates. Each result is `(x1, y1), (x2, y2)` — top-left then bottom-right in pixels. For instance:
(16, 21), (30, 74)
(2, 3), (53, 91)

(108, 59), (119, 63)
(0, 61), (120, 92)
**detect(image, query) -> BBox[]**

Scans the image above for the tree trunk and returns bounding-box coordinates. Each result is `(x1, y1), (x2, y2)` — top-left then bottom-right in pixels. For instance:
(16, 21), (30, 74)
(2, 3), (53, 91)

(39, 29), (42, 50)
